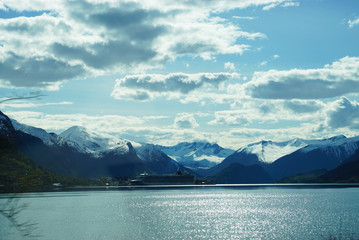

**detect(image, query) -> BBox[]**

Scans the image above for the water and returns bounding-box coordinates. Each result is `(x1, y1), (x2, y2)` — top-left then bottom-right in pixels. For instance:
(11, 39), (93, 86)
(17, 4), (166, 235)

(1, 186), (359, 240)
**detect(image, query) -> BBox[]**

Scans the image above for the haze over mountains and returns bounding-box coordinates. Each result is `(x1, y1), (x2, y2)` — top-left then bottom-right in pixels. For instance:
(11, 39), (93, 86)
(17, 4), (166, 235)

(1, 110), (359, 183)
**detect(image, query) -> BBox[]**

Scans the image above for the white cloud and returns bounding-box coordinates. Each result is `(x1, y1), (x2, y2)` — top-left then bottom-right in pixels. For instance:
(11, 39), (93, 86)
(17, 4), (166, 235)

(281, 2), (300, 7)
(111, 72), (239, 101)
(232, 16), (256, 20)
(0, 0), (62, 11)
(245, 56), (359, 99)
(283, 99), (324, 113)
(174, 113), (199, 129)
(0, 101), (72, 109)
(223, 124), (324, 148)
(348, 17), (359, 28)
(208, 110), (250, 126)
(262, 3), (279, 11)
(5, 111), (146, 132)
(224, 62), (235, 71)
(263, 1), (299, 10)
(0, 0), (279, 89)
(259, 60), (268, 66)
(0, 2), (8, 11)
(208, 97), (327, 127)
(273, 54), (280, 59)
(325, 97), (359, 129)
(4, 110), (214, 147)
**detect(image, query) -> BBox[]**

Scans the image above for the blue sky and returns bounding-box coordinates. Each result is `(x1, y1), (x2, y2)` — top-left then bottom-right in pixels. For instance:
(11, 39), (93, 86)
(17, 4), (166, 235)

(1, 0), (359, 149)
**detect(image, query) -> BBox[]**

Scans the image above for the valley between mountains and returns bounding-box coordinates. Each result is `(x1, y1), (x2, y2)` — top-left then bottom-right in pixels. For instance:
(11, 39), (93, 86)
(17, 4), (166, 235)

(1, 110), (359, 189)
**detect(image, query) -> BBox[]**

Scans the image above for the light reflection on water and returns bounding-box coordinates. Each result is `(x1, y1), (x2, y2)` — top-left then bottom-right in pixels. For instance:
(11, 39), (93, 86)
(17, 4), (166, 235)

(1, 187), (359, 240)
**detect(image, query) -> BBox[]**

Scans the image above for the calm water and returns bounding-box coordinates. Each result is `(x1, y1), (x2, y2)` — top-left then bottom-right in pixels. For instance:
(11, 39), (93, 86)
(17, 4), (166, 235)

(1, 186), (359, 240)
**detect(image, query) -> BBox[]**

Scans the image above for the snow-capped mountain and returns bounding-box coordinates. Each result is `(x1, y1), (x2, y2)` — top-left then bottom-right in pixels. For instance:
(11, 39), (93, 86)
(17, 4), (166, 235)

(11, 119), (62, 146)
(3, 109), (359, 182)
(134, 143), (188, 175)
(156, 142), (234, 170)
(299, 135), (359, 154)
(208, 135), (359, 180)
(0, 112), (145, 177)
(267, 135), (359, 180)
(237, 138), (308, 165)
(59, 126), (189, 175)
(60, 126), (129, 156)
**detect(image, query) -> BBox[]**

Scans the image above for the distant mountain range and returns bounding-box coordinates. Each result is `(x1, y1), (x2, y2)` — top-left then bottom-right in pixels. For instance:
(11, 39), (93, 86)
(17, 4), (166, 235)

(1, 111), (192, 178)
(1, 110), (359, 183)
(207, 135), (359, 182)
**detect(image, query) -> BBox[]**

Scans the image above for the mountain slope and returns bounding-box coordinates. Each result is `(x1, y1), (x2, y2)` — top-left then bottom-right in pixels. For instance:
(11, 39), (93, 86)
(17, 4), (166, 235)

(60, 126), (185, 176)
(207, 135), (359, 181)
(211, 163), (273, 184)
(134, 143), (181, 174)
(2, 112), (146, 178)
(60, 126), (129, 156)
(278, 147), (359, 183)
(317, 148), (359, 183)
(205, 138), (307, 177)
(157, 142), (234, 171)
(267, 136), (359, 180)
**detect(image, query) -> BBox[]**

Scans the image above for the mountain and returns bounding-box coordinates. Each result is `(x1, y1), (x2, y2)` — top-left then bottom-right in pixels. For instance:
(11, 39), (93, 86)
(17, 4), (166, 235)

(1, 112), (146, 178)
(267, 135), (359, 180)
(0, 110), (16, 138)
(59, 126), (189, 175)
(205, 138), (307, 177)
(0, 135), (99, 193)
(1, 111), (84, 176)
(278, 148), (359, 183)
(156, 142), (234, 171)
(3, 110), (359, 183)
(206, 135), (359, 183)
(133, 143), (190, 175)
(11, 119), (62, 146)
(60, 126), (130, 156)
(6, 113), (189, 177)
(317, 148), (359, 183)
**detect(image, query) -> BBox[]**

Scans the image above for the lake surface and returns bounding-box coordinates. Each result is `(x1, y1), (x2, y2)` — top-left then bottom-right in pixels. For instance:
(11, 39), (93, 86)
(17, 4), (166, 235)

(1, 185), (359, 240)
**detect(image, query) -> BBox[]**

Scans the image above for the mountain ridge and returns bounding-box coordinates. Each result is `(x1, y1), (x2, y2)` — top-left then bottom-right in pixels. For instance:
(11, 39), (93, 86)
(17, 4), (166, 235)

(2, 110), (359, 183)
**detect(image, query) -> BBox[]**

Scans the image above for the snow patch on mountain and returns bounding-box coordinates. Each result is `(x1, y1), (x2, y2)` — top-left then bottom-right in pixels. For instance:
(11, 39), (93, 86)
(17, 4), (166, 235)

(60, 126), (129, 155)
(11, 119), (60, 145)
(299, 135), (359, 153)
(134, 143), (161, 162)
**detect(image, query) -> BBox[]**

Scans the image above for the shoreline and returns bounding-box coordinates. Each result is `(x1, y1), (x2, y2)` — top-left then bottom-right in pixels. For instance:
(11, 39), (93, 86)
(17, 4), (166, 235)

(66, 182), (359, 190)
(2, 183), (359, 194)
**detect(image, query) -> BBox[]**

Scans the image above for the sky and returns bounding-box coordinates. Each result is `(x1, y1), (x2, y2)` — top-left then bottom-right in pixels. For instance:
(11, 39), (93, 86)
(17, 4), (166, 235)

(1, 0), (359, 149)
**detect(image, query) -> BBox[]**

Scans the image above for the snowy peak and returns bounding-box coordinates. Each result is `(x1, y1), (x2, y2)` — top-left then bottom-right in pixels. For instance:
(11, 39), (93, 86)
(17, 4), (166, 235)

(237, 138), (308, 164)
(60, 126), (129, 154)
(11, 119), (60, 146)
(299, 135), (359, 153)
(134, 143), (159, 162)
(225, 135), (359, 166)
(236, 138), (307, 163)
(157, 141), (234, 170)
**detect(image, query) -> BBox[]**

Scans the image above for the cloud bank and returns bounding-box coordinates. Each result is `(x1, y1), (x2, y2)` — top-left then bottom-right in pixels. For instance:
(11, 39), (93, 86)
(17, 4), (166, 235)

(245, 57), (359, 99)
(111, 72), (238, 101)
(174, 113), (199, 129)
(0, 0), (298, 89)
(348, 17), (359, 28)
(326, 97), (359, 129)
